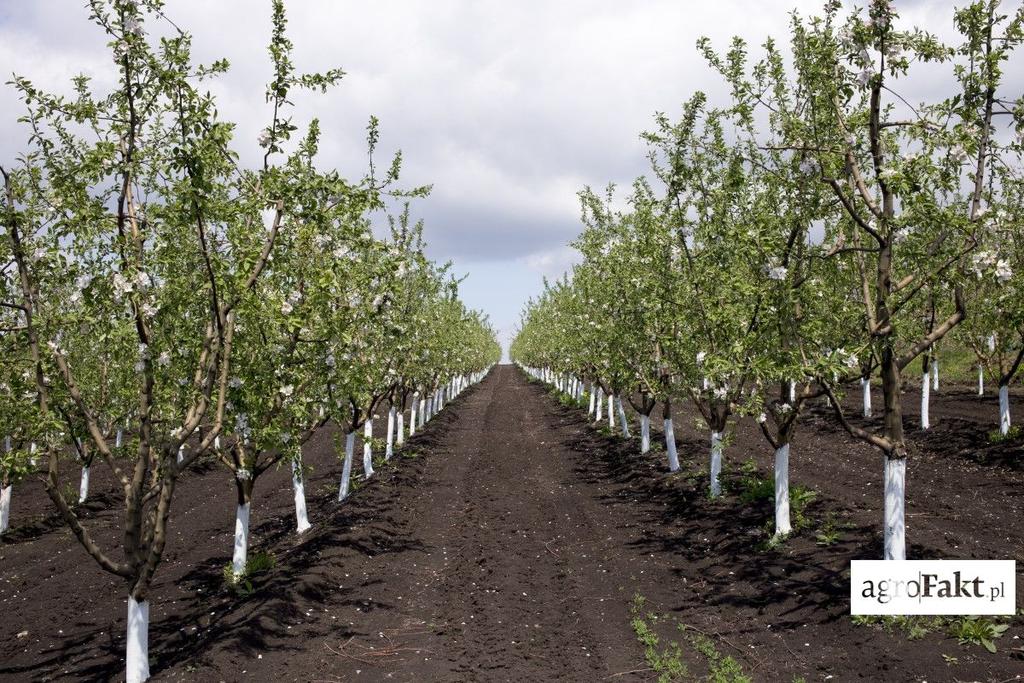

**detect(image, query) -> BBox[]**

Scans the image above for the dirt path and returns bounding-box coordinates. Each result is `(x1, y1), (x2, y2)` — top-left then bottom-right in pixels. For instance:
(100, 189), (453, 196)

(2, 365), (1023, 682)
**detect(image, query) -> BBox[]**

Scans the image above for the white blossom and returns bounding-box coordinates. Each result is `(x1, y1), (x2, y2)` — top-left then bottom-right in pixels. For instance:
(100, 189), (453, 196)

(112, 272), (133, 299)
(257, 128), (273, 148)
(995, 259), (1012, 283)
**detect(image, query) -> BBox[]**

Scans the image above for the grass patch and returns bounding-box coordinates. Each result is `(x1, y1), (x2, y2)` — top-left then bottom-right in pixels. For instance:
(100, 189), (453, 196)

(223, 550), (276, 596)
(630, 594), (689, 682)
(734, 459), (817, 539)
(851, 614), (1013, 652)
(987, 424), (1021, 444)
(685, 628), (751, 683)
(947, 616), (1011, 653)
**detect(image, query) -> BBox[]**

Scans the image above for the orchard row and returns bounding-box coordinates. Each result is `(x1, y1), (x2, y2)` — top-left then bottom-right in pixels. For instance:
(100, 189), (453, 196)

(512, 0), (1023, 567)
(0, 2), (499, 681)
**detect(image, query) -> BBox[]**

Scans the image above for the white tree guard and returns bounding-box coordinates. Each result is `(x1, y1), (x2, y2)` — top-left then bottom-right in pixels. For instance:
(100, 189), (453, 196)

(862, 377), (872, 418)
(126, 597), (150, 683)
(0, 485), (10, 535)
(78, 466), (90, 504)
(232, 502), (250, 577)
(363, 419), (375, 478)
(292, 460), (311, 533)
(774, 443), (791, 537)
(710, 431), (723, 497)
(920, 372), (930, 430)
(386, 407), (396, 459)
(640, 415), (650, 454)
(999, 384), (1011, 436)
(338, 431), (356, 501)
(883, 456), (906, 560)
(664, 418), (680, 472)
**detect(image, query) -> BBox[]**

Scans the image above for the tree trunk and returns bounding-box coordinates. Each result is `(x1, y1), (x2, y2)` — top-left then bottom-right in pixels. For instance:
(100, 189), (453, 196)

(710, 431), (723, 498)
(932, 357), (939, 391)
(78, 465), (91, 504)
(386, 406), (396, 459)
(774, 441), (791, 537)
(880, 344), (908, 561)
(640, 414), (650, 454)
(920, 371), (930, 430)
(978, 365), (984, 396)
(231, 476), (253, 578)
(0, 484), (10, 535)
(883, 455), (906, 560)
(291, 458), (311, 533)
(397, 410), (406, 446)
(616, 397), (630, 438)
(999, 383), (1011, 435)
(663, 401), (679, 472)
(363, 418), (375, 478)
(409, 394), (418, 437)
(608, 394), (615, 429)
(126, 596), (150, 683)
(588, 383), (596, 416)
(338, 431), (356, 501)
(595, 387), (604, 422)
(862, 376), (872, 418)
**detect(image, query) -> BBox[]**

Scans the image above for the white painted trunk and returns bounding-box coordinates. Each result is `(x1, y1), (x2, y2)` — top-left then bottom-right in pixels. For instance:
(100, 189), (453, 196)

(386, 407), (396, 459)
(177, 445), (184, 464)
(595, 388), (604, 421)
(0, 485), (10, 535)
(78, 466), (90, 504)
(214, 435), (221, 451)
(338, 431), (356, 501)
(363, 419), (375, 478)
(789, 380), (796, 403)
(861, 377), (872, 418)
(664, 418), (680, 472)
(420, 397), (428, 426)
(126, 597), (150, 683)
(774, 443), (791, 537)
(999, 384), (1011, 436)
(588, 385), (596, 416)
(608, 395), (615, 429)
(978, 365), (985, 396)
(920, 373), (930, 430)
(932, 359), (939, 391)
(115, 428), (123, 448)
(292, 460), (311, 533)
(616, 397), (630, 438)
(397, 411), (406, 445)
(710, 432), (723, 498)
(409, 399), (417, 437)
(640, 415), (650, 454)
(883, 456), (906, 560)
(232, 502), (250, 577)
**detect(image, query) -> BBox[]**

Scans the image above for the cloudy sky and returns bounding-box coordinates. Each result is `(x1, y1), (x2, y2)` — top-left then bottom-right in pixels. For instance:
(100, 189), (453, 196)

(0, 1), (975, 356)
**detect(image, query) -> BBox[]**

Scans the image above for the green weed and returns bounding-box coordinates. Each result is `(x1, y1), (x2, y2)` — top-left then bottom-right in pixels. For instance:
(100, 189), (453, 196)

(223, 550), (276, 596)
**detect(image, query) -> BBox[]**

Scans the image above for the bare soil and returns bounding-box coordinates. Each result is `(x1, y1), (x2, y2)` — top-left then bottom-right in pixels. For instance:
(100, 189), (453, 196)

(1, 366), (1022, 682)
